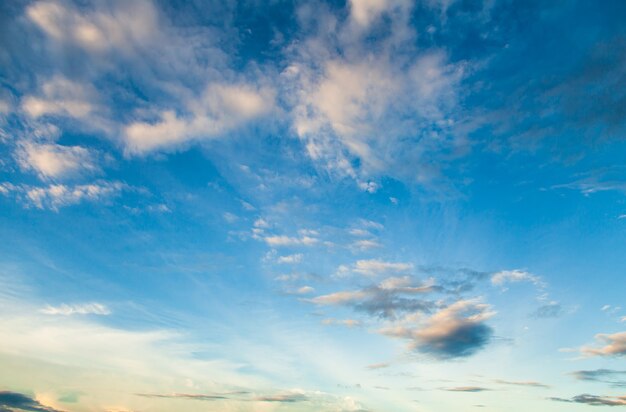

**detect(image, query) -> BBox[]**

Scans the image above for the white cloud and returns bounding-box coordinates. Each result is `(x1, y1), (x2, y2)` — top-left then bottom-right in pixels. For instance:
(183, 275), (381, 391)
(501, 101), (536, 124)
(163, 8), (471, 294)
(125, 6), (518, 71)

(295, 286), (315, 295)
(351, 239), (382, 251)
(322, 318), (361, 328)
(491, 269), (542, 287)
(348, 0), (407, 27)
(358, 180), (380, 193)
(352, 259), (413, 277)
(359, 219), (384, 230)
(124, 84), (275, 155)
(27, 0), (158, 54)
(348, 228), (372, 237)
(264, 235), (318, 247)
(16, 142), (98, 179)
(277, 254), (303, 264)
(22, 76), (97, 120)
(253, 218), (270, 228)
(290, 42), (464, 184)
(41, 303), (110, 316)
(223, 212), (238, 223)
(309, 290), (369, 305)
(0, 180), (127, 210)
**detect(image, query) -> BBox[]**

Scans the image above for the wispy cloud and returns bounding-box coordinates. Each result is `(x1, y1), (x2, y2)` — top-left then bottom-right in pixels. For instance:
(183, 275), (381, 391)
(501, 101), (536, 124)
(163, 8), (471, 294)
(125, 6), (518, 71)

(441, 386), (491, 392)
(494, 379), (550, 389)
(40, 303), (111, 316)
(571, 369), (626, 387)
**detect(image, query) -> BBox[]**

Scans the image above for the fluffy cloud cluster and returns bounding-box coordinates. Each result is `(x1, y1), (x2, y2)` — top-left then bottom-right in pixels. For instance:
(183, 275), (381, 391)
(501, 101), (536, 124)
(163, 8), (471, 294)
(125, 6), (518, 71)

(41, 303), (111, 316)
(10, 0), (469, 192)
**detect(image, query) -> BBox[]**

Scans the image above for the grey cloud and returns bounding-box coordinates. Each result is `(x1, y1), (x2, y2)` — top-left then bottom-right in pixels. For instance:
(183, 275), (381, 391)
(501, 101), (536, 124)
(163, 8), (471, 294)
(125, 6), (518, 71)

(531, 302), (563, 319)
(571, 369), (626, 388)
(417, 321), (492, 359)
(416, 266), (490, 295)
(308, 276), (435, 319)
(0, 391), (64, 412)
(549, 394), (626, 406)
(380, 299), (494, 359)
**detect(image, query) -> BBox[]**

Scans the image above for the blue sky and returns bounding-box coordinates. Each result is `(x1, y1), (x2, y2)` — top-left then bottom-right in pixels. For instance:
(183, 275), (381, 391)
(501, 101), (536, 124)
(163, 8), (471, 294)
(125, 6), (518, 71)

(1, 0), (626, 410)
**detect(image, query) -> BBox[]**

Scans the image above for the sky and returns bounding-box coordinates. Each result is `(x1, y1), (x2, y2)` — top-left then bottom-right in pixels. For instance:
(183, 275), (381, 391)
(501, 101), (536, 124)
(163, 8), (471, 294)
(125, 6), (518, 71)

(0, 0), (626, 411)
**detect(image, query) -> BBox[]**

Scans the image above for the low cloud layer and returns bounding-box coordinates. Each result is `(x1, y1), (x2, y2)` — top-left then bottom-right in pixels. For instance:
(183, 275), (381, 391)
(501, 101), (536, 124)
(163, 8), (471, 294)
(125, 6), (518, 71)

(0, 391), (63, 412)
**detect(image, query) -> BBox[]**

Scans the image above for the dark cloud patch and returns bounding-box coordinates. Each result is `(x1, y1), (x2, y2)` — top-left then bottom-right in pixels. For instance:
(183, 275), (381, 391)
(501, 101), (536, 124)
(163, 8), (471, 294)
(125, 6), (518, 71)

(381, 300), (494, 359)
(549, 394), (626, 406)
(571, 369), (626, 388)
(418, 322), (493, 359)
(0, 391), (64, 412)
